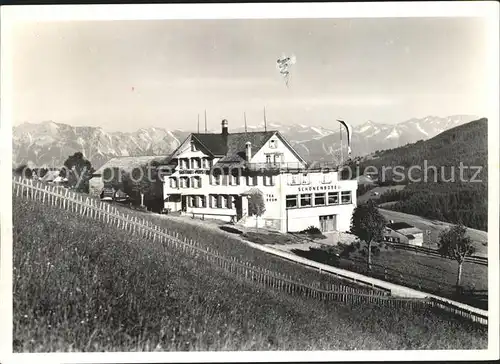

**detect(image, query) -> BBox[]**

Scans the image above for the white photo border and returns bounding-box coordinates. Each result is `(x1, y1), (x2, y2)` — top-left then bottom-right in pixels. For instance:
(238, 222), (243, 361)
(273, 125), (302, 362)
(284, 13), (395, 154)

(1, 2), (499, 363)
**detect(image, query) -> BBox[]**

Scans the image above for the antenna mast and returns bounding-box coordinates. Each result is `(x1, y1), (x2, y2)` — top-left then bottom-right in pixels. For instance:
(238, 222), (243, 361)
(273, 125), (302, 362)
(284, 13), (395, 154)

(244, 112), (247, 133)
(197, 114), (200, 133)
(204, 110), (207, 132)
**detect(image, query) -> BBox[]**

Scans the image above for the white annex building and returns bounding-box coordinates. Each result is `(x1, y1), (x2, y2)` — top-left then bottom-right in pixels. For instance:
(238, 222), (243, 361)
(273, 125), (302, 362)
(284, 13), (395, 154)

(158, 119), (357, 233)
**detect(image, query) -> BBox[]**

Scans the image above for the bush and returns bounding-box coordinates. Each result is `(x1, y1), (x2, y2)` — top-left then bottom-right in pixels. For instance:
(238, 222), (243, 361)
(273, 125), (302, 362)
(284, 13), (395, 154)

(219, 226), (243, 235)
(300, 226), (322, 235)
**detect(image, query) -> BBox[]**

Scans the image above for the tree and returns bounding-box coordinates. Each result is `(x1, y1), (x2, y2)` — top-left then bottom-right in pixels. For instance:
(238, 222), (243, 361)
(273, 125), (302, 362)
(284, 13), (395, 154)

(350, 200), (387, 270)
(60, 152), (94, 193)
(437, 223), (475, 293)
(102, 167), (125, 190)
(247, 189), (266, 228)
(122, 162), (162, 208)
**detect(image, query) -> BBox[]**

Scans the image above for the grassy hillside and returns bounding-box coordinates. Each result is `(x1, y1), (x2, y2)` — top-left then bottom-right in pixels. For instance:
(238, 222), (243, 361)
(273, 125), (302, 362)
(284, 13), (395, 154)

(13, 197), (487, 351)
(293, 243), (487, 309)
(345, 118), (488, 231)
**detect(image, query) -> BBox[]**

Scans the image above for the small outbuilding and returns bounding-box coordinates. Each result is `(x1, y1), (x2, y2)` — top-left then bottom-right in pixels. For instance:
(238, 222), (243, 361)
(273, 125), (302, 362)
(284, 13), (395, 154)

(89, 155), (167, 198)
(384, 222), (424, 247)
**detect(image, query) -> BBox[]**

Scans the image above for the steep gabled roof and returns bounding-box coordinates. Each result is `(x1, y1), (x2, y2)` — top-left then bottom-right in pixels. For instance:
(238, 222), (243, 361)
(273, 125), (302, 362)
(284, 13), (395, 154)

(162, 128), (308, 169)
(191, 133), (227, 156)
(93, 155), (168, 175)
(216, 131), (276, 166)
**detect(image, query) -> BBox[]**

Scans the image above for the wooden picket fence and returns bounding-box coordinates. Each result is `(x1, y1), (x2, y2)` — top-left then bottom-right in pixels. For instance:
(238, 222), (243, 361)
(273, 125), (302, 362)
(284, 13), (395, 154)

(12, 177), (488, 325)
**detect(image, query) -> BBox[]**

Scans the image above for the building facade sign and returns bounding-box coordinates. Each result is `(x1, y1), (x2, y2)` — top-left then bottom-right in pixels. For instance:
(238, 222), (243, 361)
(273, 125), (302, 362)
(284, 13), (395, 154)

(296, 184), (340, 192)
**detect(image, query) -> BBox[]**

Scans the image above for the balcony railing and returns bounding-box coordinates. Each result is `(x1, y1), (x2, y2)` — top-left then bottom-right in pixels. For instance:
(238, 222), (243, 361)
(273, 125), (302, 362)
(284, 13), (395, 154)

(246, 162), (341, 172)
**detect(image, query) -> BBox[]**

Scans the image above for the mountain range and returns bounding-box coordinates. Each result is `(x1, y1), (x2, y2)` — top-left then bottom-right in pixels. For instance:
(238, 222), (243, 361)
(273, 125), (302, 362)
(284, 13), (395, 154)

(12, 114), (479, 169)
(345, 117), (488, 232)
(293, 114), (480, 162)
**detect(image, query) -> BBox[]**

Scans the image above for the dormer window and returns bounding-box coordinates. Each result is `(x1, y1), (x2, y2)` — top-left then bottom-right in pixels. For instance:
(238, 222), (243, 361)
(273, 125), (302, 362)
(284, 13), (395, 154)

(302, 173), (310, 185)
(322, 172), (332, 184)
(269, 140), (277, 149)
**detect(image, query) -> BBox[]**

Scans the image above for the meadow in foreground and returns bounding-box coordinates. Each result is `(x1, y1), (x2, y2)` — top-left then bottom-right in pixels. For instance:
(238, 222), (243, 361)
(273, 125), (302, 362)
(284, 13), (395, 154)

(13, 197), (487, 351)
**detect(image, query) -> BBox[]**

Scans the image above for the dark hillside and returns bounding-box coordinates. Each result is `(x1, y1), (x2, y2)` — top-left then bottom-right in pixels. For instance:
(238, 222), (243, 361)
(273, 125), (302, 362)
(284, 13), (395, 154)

(344, 118), (488, 231)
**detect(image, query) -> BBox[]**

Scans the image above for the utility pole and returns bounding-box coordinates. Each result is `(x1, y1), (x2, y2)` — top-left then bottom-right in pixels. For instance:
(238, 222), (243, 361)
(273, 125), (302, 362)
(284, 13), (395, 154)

(339, 122), (344, 166)
(263, 107), (267, 132)
(204, 110), (207, 132)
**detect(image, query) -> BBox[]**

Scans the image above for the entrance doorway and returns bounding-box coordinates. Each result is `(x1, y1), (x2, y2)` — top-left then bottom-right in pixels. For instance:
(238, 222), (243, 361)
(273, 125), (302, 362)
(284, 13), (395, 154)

(319, 214), (337, 232)
(181, 195), (187, 212)
(234, 196), (243, 220)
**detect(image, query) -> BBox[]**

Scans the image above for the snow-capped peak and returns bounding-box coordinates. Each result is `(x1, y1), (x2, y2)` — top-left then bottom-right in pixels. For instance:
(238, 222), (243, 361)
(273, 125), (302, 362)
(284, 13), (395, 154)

(385, 128), (400, 139)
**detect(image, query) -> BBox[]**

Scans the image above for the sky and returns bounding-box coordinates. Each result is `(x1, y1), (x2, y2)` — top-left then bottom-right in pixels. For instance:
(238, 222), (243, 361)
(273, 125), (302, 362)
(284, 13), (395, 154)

(11, 17), (489, 132)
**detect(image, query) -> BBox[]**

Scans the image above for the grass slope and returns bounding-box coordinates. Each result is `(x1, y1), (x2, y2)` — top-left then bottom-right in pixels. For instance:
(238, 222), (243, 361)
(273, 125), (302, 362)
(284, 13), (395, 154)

(13, 197), (487, 351)
(292, 240), (487, 309)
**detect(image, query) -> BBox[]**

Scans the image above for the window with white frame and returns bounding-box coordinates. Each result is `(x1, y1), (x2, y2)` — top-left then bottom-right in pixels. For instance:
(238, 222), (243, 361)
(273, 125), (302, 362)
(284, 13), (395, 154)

(286, 195), (298, 208)
(169, 177), (178, 189)
(300, 193), (312, 207)
(202, 158), (210, 169)
(266, 154), (272, 164)
(218, 195), (227, 209)
(191, 158), (200, 169)
(191, 176), (201, 188)
(214, 195), (222, 208)
(211, 174), (221, 186)
(314, 193), (326, 206)
(229, 174), (240, 186)
(180, 159), (189, 169)
(246, 175), (257, 186)
(209, 194), (217, 208)
(263, 175), (275, 186)
(341, 191), (352, 204)
(180, 176), (189, 188)
(200, 195), (207, 208)
(322, 172), (332, 184)
(302, 173), (310, 185)
(289, 173), (300, 185)
(191, 141), (197, 152)
(269, 139), (277, 149)
(328, 191), (339, 205)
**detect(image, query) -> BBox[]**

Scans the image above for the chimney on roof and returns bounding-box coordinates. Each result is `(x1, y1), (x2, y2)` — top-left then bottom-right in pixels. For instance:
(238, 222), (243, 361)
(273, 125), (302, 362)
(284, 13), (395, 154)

(221, 119), (229, 155)
(245, 141), (252, 162)
(221, 119), (228, 136)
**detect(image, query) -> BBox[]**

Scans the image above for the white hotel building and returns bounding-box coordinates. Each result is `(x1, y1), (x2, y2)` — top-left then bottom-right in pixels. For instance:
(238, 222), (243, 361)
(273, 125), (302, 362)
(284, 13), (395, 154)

(158, 119), (357, 233)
